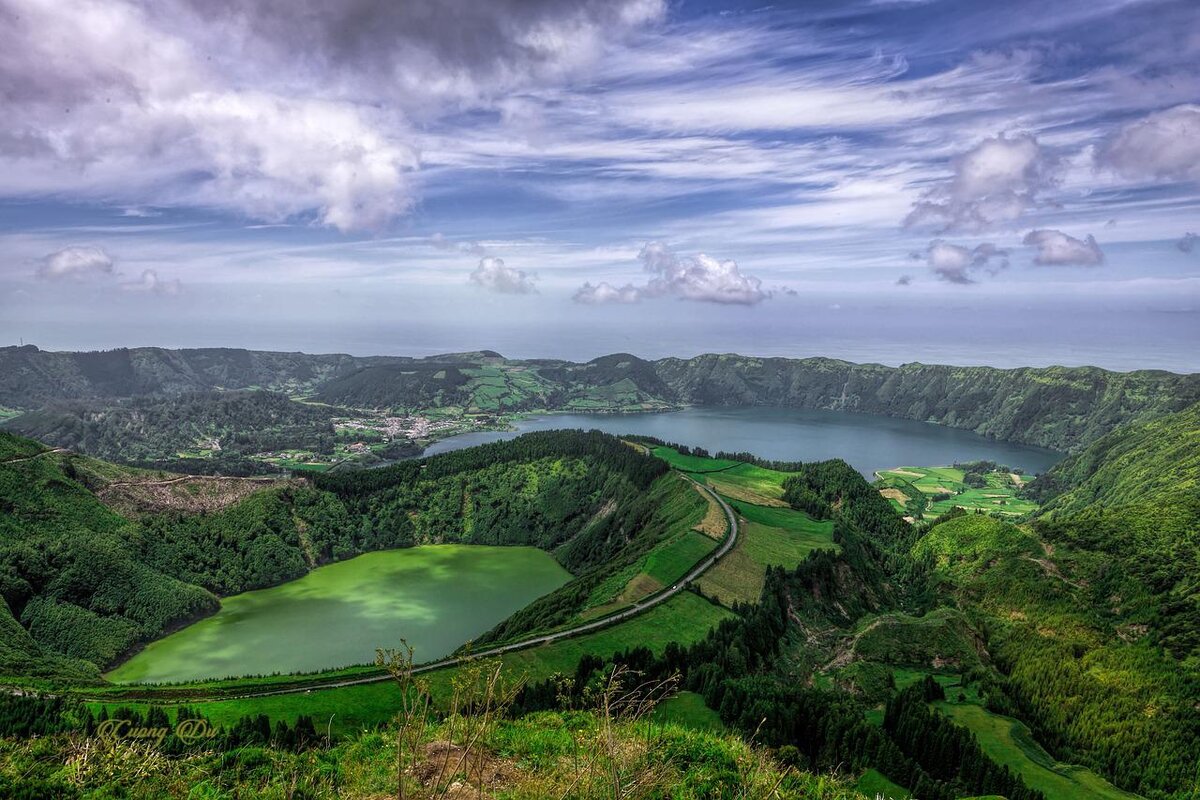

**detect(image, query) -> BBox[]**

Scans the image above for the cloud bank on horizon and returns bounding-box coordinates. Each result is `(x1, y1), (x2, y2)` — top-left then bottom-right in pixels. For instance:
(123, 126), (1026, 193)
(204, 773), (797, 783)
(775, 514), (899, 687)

(0, 0), (1198, 363)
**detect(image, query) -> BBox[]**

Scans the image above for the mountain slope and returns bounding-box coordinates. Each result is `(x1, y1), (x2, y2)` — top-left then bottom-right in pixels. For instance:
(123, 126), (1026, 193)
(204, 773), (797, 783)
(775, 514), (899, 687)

(4, 345), (1198, 453)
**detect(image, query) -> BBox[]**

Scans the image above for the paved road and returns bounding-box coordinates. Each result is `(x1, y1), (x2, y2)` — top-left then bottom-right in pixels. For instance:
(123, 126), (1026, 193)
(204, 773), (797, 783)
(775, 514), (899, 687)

(0, 447), (68, 464)
(102, 475), (739, 703)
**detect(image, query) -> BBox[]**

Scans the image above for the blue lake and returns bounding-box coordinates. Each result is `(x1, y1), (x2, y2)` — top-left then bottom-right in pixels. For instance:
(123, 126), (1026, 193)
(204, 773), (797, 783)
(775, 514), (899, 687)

(421, 407), (1063, 477)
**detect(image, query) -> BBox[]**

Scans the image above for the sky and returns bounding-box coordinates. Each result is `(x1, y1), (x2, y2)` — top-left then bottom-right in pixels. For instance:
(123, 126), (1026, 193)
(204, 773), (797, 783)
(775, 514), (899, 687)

(0, 0), (1197, 371)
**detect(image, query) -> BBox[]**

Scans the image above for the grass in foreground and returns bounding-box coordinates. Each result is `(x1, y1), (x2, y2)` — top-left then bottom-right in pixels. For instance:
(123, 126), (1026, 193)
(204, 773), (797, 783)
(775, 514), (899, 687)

(0, 708), (866, 800)
(855, 767), (911, 799)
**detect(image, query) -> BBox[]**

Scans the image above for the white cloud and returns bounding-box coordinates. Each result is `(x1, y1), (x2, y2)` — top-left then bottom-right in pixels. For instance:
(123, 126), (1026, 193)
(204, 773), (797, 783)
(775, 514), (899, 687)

(1022, 229), (1105, 266)
(573, 242), (768, 305)
(573, 282), (641, 304)
(1098, 105), (1200, 182)
(924, 240), (1009, 284)
(121, 269), (182, 295)
(469, 257), (538, 294)
(36, 246), (116, 281)
(905, 134), (1056, 232)
(0, 0), (661, 232)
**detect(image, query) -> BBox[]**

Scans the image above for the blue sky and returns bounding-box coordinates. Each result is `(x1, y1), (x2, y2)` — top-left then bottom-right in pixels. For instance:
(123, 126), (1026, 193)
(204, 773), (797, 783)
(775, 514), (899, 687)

(0, 0), (1197, 370)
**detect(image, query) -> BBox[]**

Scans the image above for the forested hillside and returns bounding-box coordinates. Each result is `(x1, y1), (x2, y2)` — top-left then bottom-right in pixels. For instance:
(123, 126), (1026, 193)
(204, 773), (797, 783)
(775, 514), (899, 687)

(5, 391), (338, 468)
(0, 429), (704, 679)
(4, 345), (1197, 454)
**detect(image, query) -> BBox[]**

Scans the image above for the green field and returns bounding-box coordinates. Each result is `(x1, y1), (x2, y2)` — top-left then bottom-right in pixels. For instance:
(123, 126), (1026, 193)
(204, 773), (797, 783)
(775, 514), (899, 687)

(644, 529), (718, 584)
(876, 465), (1038, 520)
(933, 701), (1143, 800)
(855, 768), (911, 799)
(650, 446), (791, 506)
(653, 691), (726, 731)
(697, 501), (836, 607)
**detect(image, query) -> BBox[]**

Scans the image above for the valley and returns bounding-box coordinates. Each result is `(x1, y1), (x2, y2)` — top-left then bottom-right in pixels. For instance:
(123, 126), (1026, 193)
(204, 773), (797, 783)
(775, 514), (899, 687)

(0, 355), (1196, 800)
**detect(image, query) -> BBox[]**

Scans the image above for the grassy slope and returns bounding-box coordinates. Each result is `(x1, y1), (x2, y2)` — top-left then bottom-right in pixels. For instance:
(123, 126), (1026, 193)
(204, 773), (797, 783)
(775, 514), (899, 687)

(934, 701), (1142, 800)
(698, 501), (836, 607)
(649, 445), (839, 608)
(3, 707), (868, 799)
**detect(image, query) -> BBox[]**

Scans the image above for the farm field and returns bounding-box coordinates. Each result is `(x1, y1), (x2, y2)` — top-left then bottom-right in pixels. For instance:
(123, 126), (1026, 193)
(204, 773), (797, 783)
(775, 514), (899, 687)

(650, 445), (791, 506)
(875, 464), (1039, 520)
(697, 501), (836, 607)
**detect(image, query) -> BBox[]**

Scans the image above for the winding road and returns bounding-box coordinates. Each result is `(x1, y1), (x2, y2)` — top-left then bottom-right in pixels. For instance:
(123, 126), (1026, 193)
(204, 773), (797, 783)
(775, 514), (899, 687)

(101, 474), (739, 702)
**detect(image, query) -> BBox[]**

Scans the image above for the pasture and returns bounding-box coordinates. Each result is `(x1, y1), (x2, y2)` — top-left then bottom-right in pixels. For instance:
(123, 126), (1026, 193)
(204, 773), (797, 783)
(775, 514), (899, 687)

(876, 465), (1039, 520)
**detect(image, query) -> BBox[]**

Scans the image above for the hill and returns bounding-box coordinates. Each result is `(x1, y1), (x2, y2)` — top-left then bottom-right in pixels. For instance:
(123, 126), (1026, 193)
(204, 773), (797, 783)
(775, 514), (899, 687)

(4, 346), (1198, 454)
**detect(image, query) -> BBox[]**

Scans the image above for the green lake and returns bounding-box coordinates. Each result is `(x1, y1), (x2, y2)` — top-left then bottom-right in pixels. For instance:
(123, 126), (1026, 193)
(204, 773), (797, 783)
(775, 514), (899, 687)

(107, 545), (571, 684)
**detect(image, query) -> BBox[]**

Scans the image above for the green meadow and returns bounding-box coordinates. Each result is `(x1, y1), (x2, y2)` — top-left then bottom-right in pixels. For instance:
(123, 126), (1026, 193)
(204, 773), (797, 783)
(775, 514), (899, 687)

(698, 500), (836, 607)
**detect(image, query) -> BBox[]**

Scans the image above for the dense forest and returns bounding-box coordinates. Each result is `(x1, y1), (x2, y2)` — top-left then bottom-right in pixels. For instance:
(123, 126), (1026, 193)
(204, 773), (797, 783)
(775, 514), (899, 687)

(4, 345), (1198, 453)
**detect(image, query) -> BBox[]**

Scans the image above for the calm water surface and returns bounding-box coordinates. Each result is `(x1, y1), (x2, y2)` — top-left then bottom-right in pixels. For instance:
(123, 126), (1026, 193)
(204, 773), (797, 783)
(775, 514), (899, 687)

(107, 545), (570, 684)
(423, 407), (1063, 476)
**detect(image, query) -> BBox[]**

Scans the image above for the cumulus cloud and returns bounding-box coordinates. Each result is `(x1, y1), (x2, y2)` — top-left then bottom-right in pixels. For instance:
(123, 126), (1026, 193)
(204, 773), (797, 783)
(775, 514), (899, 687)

(905, 134), (1056, 232)
(36, 246), (116, 281)
(1098, 105), (1200, 182)
(1022, 229), (1104, 266)
(121, 269), (182, 295)
(469, 257), (537, 294)
(638, 242), (768, 304)
(574, 282), (641, 304)
(0, 0), (662, 231)
(923, 240), (1009, 284)
(574, 242), (769, 305)
(1176, 232), (1198, 253)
